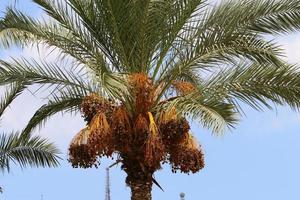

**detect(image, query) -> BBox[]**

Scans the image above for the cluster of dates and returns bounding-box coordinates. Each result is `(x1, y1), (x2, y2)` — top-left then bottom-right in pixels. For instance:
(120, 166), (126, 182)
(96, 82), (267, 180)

(68, 74), (205, 174)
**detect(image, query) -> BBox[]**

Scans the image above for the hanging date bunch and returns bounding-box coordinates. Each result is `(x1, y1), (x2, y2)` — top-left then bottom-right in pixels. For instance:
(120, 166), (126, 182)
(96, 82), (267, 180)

(128, 73), (155, 114)
(127, 73), (166, 169)
(80, 93), (115, 123)
(133, 113), (149, 149)
(69, 77), (205, 175)
(111, 105), (132, 153)
(81, 93), (116, 156)
(88, 112), (114, 157)
(69, 93), (117, 168)
(68, 128), (99, 168)
(144, 112), (165, 170)
(169, 133), (205, 174)
(159, 107), (190, 149)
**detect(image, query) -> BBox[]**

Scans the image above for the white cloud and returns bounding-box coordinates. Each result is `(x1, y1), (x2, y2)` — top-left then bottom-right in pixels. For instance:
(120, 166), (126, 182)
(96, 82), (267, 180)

(278, 34), (300, 64)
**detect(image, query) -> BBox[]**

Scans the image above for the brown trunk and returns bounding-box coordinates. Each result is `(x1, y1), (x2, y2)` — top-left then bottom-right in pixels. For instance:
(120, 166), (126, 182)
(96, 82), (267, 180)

(123, 157), (154, 200)
(130, 179), (152, 200)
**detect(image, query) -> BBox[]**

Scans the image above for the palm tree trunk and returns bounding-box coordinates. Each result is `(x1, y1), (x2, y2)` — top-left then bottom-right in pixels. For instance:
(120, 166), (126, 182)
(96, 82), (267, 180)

(123, 157), (153, 200)
(129, 178), (152, 200)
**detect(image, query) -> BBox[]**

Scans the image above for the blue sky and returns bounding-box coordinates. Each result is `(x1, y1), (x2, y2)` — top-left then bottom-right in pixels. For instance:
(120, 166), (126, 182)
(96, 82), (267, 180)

(1, 1), (300, 200)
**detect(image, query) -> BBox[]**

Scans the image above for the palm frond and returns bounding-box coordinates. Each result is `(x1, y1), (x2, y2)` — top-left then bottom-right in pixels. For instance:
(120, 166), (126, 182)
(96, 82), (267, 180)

(157, 32), (284, 86)
(0, 132), (61, 173)
(31, 0), (124, 68)
(0, 7), (112, 71)
(67, 0), (129, 69)
(204, 62), (300, 112)
(155, 92), (238, 134)
(0, 58), (93, 95)
(22, 90), (83, 136)
(151, 0), (206, 77)
(202, 0), (300, 36)
(0, 82), (26, 116)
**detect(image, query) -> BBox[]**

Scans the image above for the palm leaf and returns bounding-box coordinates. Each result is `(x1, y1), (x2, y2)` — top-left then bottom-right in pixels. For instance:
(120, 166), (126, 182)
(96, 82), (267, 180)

(0, 7), (112, 72)
(0, 82), (26, 116)
(201, 0), (300, 35)
(0, 132), (60, 173)
(155, 92), (238, 134)
(22, 90), (83, 136)
(0, 58), (93, 95)
(204, 62), (300, 112)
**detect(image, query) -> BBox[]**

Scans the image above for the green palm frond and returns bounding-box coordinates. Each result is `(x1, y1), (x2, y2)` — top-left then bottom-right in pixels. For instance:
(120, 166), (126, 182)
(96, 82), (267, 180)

(66, 0), (131, 69)
(0, 132), (60, 172)
(155, 21), (285, 84)
(203, 0), (300, 35)
(204, 62), (300, 112)
(0, 82), (26, 116)
(0, 58), (93, 95)
(31, 0), (124, 68)
(157, 36), (283, 86)
(156, 92), (238, 134)
(151, 0), (206, 76)
(0, 7), (112, 71)
(191, 36), (283, 65)
(22, 90), (83, 136)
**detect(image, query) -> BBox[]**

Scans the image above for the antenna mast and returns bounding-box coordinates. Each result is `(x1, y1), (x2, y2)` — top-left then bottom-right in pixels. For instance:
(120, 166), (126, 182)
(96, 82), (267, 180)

(105, 167), (111, 200)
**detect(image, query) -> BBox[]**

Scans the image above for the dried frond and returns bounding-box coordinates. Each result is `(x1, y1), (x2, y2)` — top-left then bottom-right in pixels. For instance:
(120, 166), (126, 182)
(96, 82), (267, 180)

(169, 133), (205, 174)
(159, 107), (178, 124)
(144, 112), (165, 169)
(68, 128), (99, 168)
(70, 127), (90, 146)
(111, 106), (132, 152)
(89, 112), (114, 156)
(173, 81), (196, 95)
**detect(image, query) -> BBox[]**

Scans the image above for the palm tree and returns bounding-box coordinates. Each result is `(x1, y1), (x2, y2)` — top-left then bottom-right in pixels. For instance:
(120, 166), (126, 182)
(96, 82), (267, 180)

(1, 0), (300, 199)
(0, 83), (60, 172)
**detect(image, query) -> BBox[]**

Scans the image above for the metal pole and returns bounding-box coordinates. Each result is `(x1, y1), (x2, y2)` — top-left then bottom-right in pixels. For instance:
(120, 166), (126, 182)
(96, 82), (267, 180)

(105, 167), (111, 200)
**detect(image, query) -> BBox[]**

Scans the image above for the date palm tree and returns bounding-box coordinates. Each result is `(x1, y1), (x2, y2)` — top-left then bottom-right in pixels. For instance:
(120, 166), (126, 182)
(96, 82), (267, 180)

(1, 0), (300, 199)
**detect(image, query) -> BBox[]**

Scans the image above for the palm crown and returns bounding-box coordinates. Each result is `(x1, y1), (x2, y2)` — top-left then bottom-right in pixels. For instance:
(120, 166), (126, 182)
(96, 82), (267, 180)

(1, 0), (300, 199)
